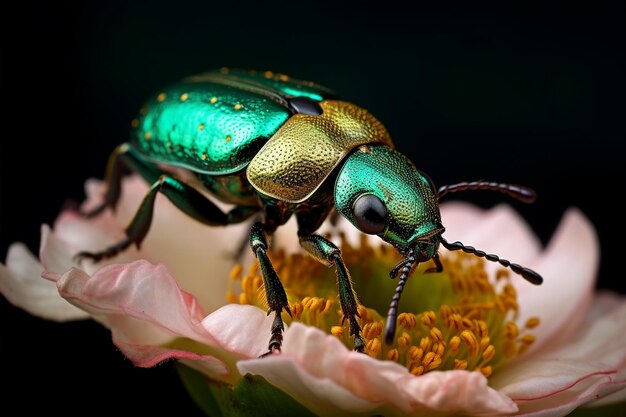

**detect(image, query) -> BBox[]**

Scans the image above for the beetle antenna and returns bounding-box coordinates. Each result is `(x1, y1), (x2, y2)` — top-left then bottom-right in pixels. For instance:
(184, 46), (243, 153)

(438, 181), (536, 204)
(440, 237), (543, 285)
(384, 248), (416, 345)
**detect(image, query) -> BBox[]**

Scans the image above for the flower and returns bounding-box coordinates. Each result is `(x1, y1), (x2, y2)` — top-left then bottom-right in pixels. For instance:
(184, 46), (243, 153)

(1, 175), (625, 416)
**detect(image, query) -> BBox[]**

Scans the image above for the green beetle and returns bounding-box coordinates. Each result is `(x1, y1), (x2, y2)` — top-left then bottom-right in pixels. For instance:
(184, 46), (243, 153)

(79, 69), (542, 354)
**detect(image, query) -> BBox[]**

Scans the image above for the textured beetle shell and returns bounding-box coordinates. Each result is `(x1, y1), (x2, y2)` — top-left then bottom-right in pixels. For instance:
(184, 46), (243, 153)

(247, 100), (394, 203)
(132, 82), (289, 175)
(131, 69), (335, 176)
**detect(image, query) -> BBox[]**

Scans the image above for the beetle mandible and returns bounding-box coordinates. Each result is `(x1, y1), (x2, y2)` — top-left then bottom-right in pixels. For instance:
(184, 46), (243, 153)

(78, 69), (542, 354)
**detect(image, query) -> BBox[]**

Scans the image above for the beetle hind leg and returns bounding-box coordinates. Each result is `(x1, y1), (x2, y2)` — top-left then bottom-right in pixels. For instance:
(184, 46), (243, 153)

(249, 222), (292, 356)
(81, 143), (166, 218)
(76, 174), (258, 262)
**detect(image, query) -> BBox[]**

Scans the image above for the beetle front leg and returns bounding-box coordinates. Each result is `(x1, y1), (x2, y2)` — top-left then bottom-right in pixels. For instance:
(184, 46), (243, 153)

(299, 234), (365, 352)
(249, 222), (291, 356)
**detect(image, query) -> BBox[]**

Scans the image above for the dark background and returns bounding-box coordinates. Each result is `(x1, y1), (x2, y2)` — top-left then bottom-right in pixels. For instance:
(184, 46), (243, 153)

(1, 2), (624, 415)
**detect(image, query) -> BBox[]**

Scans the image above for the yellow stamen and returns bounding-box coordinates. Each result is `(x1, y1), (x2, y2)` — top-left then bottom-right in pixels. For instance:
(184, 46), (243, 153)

(228, 236), (539, 378)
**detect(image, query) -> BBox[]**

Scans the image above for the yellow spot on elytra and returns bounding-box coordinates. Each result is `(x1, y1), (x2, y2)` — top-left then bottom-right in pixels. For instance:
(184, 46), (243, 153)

(263, 70), (274, 79)
(157, 93), (166, 102)
(198, 124), (205, 130)
(225, 135), (232, 142)
(131, 119), (139, 128)
(144, 131), (152, 140)
(201, 153), (208, 161)
(180, 93), (189, 102)
(234, 103), (243, 110)
(210, 96), (218, 104)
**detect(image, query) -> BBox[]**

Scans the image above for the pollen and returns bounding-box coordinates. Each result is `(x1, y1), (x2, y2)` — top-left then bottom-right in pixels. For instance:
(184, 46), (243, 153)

(234, 103), (243, 110)
(157, 93), (166, 102)
(180, 93), (189, 102)
(210, 96), (218, 104)
(228, 231), (540, 378)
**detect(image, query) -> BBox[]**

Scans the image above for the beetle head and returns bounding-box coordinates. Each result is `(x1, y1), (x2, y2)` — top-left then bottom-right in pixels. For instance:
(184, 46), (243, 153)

(334, 145), (444, 261)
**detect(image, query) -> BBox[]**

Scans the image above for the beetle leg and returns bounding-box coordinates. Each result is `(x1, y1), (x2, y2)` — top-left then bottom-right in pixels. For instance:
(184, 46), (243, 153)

(299, 234), (365, 352)
(249, 222), (291, 356)
(82, 143), (164, 218)
(76, 174), (258, 262)
(424, 253), (443, 274)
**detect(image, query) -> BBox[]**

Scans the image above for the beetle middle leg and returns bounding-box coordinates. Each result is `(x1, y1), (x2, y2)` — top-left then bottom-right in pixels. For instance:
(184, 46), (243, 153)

(76, 174), (258, 262)
(299, 234), (366, 352)
(249, 222), (291, 356)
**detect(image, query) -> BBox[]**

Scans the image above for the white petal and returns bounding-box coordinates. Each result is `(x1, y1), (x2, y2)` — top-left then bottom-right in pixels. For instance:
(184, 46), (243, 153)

(492, 291), (626, 415)
(515, 209), (598, 351)
(0, 243), (88, 321)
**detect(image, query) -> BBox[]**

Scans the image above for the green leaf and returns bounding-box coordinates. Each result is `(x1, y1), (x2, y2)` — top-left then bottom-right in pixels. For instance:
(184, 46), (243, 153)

(176, 364), (317, 417)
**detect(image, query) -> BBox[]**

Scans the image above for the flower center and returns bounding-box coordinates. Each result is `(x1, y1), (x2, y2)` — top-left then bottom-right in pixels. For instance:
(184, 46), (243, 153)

(228, 234), (539, 377)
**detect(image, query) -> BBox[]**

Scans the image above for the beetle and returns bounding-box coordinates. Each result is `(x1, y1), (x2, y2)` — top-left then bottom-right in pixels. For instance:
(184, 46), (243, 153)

(78, 68), (542, 354)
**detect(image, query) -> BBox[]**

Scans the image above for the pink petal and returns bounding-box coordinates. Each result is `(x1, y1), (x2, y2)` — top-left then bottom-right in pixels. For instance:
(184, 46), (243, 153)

(515, 209), (598, 351)
(201, 304), (277, 358)
(440, 202), (542, 268)
(491, 291), (626, 415)
(75, 175), (253, 312)
(48, 259), (275, 381)
(0, 243), (88, 321)
(50, 260), (232, 379)
(239, 323), (517, 416)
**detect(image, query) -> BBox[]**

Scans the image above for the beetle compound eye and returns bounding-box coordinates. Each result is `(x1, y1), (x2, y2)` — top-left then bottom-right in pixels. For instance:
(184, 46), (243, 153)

(353, 194), (387, 234)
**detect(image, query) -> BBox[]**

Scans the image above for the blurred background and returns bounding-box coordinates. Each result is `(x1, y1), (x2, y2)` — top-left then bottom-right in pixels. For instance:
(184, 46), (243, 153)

(1, 2), (623, 415)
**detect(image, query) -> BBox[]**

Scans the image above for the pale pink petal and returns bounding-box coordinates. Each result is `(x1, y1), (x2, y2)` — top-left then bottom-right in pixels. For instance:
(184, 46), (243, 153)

(201, 304), (277, 359)
(441, 203), (542, 268)
(239, 323), (517, 416)
(47, 260), (276, 382)
(515, 209), (598, 350)
(491, 291), (626, 415)
(0, 243), (88, 321)
(48, 261), (233, 379)
(74, 175), (254, 312)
